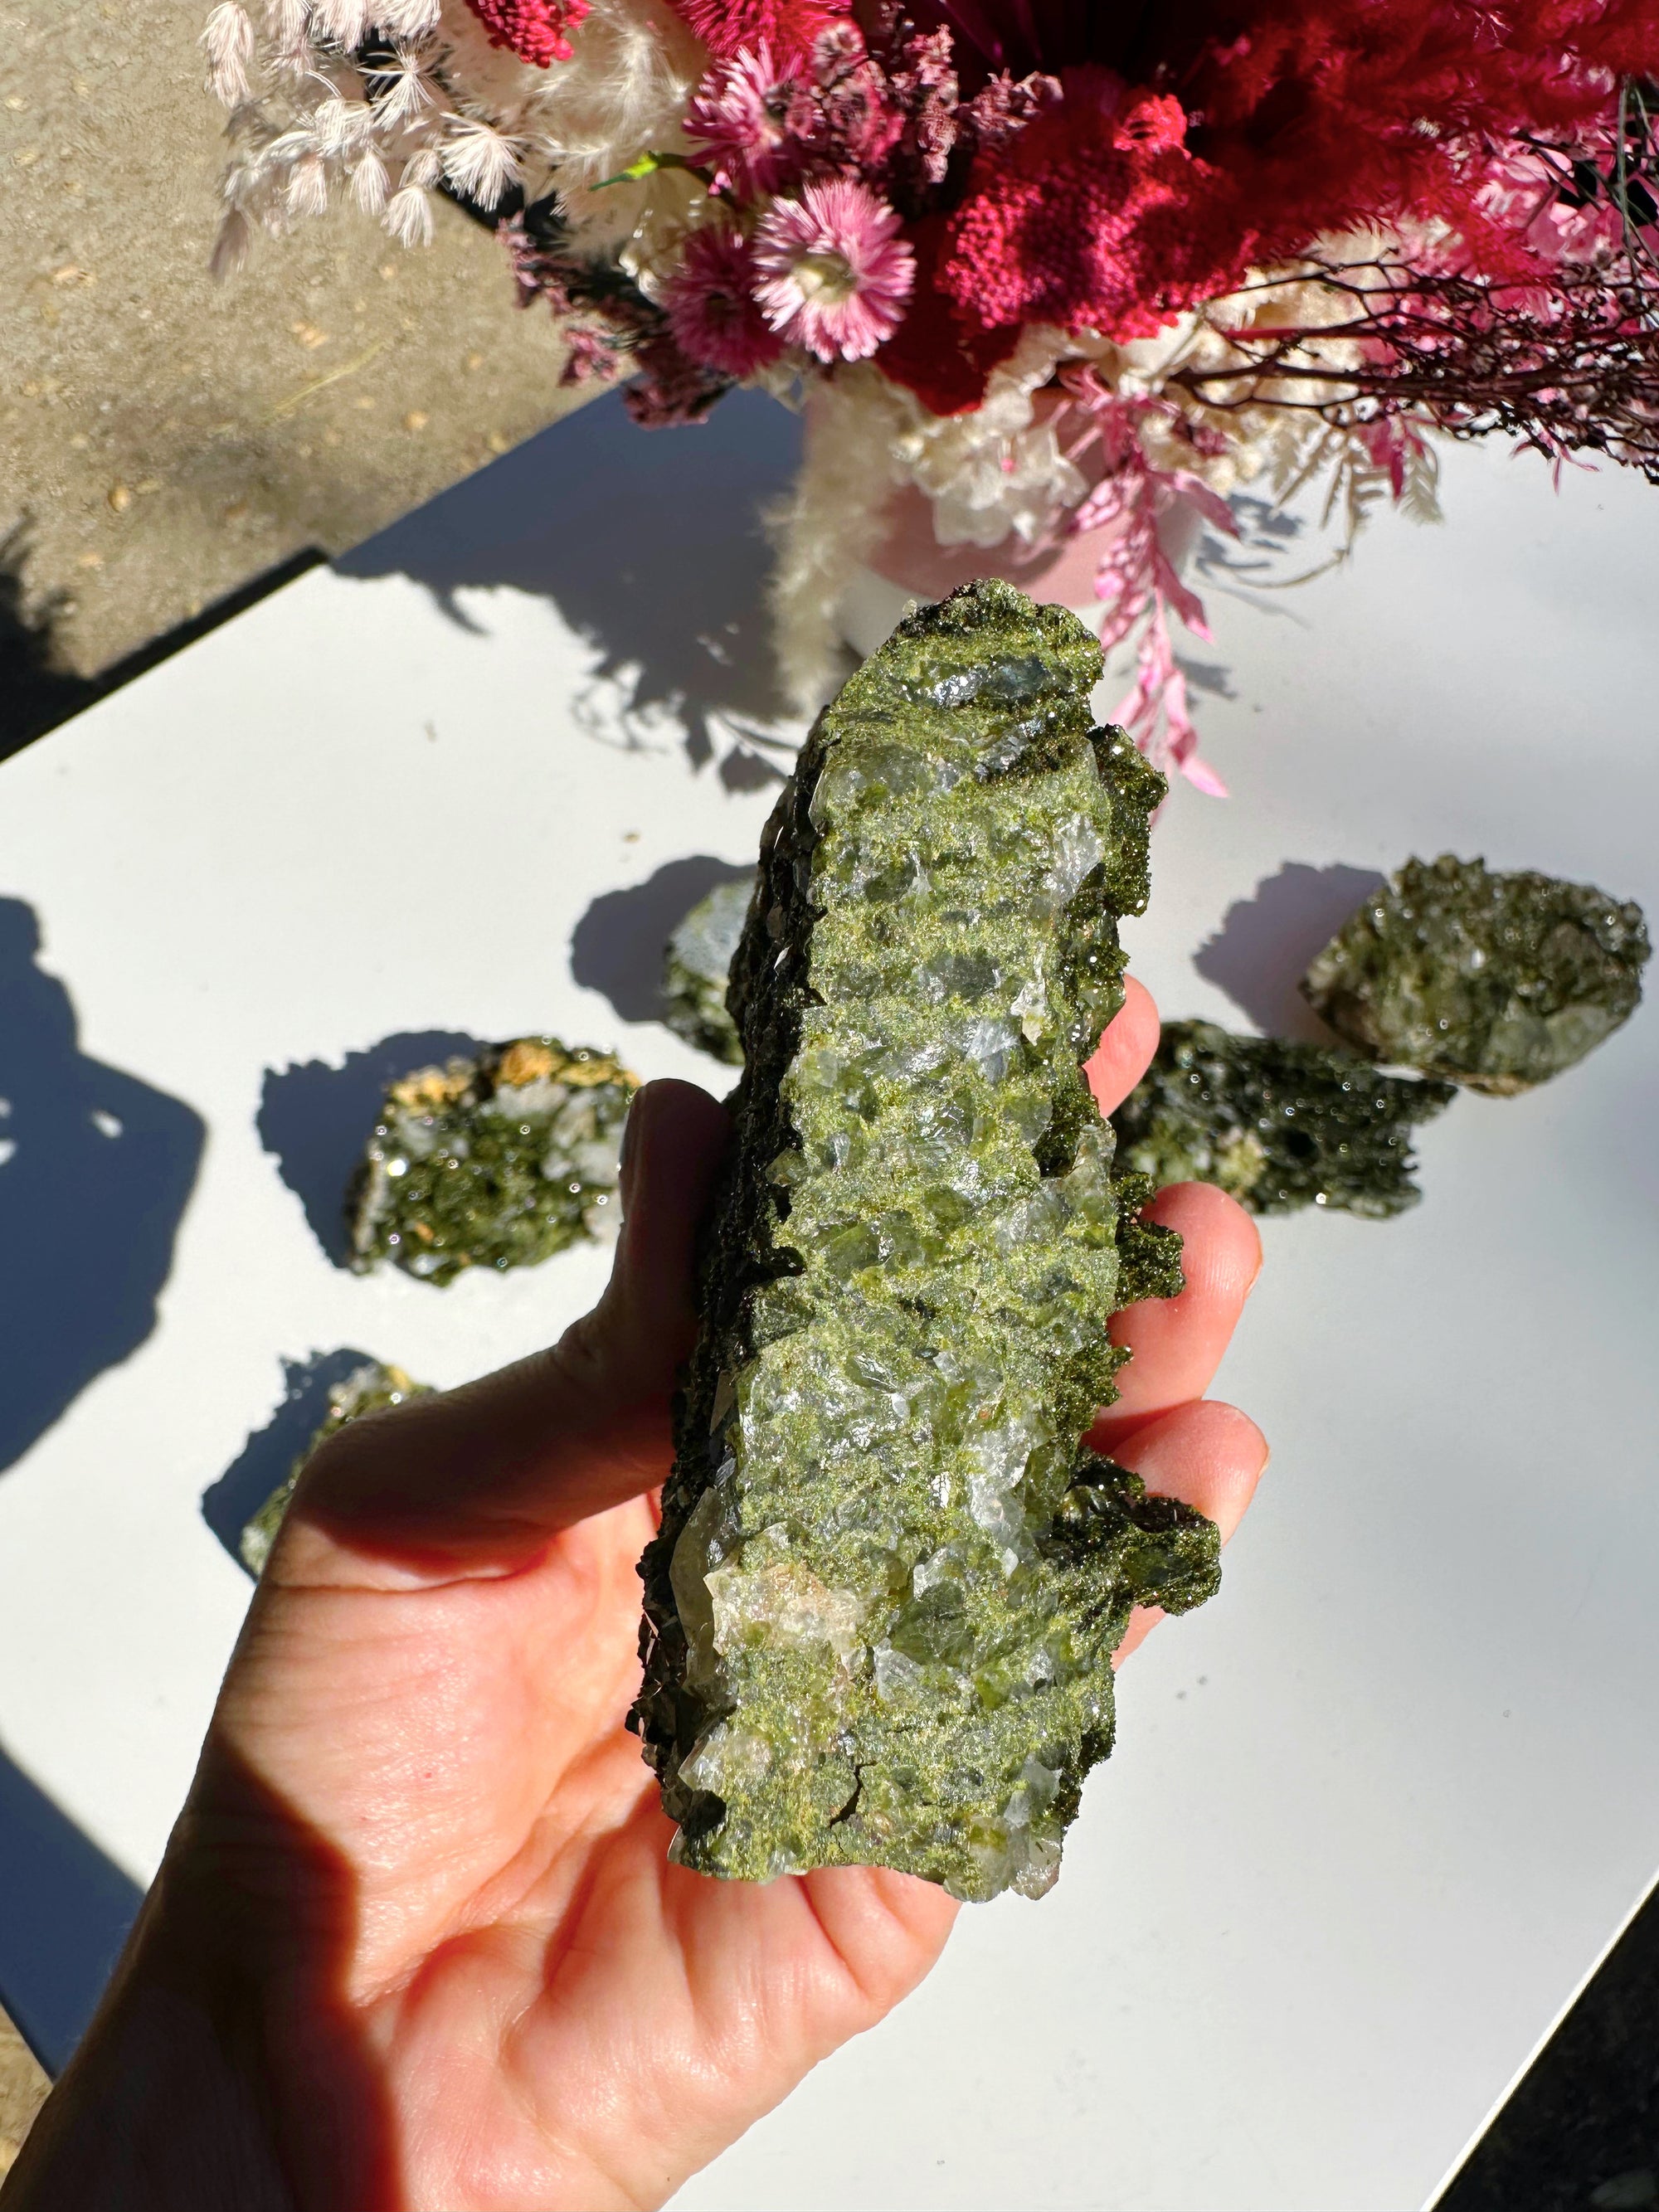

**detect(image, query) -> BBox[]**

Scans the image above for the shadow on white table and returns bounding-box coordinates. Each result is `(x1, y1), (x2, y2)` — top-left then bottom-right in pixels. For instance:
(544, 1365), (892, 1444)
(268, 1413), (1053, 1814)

(0, 391), (1652, 2212)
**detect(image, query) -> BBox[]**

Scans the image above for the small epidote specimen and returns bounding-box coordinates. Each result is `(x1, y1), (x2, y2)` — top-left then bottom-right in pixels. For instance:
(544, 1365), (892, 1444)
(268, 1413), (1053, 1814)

(240, 1360), (427, 1575)
(1302, 854), (1650, 1095)
(1114, 1019), (1456, 1218)
(663, 874), (757, 1064)
(348, 1038), (638, 1284)
(631, 580), (1219, 1903)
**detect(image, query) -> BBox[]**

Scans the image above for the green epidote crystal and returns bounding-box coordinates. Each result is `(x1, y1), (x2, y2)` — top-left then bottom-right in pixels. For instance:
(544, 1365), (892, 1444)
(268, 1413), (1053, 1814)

(663, 875), (757, 1064)
(348, 1038), (638, 1285)
(240, 1359), (429, 1575)
(1302, 854), (1650, 1094)
(631, 580), (1219, 1903)
(1114, 1019), (1456, 1218)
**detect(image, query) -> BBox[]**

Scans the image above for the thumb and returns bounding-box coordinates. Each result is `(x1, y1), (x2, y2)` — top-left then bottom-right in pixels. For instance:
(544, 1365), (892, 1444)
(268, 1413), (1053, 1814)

(277, 1078), (731, 1584)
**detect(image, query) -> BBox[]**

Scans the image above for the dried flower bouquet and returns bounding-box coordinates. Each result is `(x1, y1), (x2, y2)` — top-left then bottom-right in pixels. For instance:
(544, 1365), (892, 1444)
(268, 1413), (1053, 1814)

(205, 0), (1659, 788)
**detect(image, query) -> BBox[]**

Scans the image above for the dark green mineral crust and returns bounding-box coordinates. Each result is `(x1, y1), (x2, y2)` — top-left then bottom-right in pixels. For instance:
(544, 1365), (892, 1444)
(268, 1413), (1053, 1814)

(662, 876), (757, 1064)
(240, 1359), (429, 1574)
(348, 1038), (638, 1284)
(1301, 854), (1650, 1094)
(1113, 1019), (1455, 1218)
(630, 580), (1220, 1903)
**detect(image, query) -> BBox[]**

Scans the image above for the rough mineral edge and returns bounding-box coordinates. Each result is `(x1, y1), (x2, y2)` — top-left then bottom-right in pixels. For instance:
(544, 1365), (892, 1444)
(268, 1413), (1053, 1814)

(240, 1360), (429, 1576)
(1301, 854), (1650, 1095)
(1114, 1019), (1457, 1218)
(662, 875), (757, 1066)
(630, 580), (1219, 1904)
(348, 1038), (638, 1285)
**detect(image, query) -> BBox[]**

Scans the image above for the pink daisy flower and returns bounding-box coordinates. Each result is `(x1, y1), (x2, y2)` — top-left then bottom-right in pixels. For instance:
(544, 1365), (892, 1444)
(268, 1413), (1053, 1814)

(753, 178), (915, 362)
(664, 224), (786, 378)
(685, 45), (805, 197)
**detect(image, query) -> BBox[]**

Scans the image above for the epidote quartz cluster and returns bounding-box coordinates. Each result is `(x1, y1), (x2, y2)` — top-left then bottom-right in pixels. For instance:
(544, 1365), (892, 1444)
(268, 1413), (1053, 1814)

(631, 581), (1220, 1903)
(1114, 1020), (1456, 1218)
(240, 1359), (427, 1574)
(348, 1038), (637, 1285)
(1302, 854), (1650, 1093)
(662, 877), (757, 1066)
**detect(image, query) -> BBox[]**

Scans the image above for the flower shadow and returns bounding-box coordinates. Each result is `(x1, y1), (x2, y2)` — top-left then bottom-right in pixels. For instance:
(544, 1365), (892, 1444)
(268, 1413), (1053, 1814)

(335, 386), (805, 780)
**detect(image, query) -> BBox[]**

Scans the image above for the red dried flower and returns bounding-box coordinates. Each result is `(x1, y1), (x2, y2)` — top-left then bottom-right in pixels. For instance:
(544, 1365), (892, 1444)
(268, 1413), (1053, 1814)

(685, 43), (807, 194)
(461, 0), (591, 67)
(940, 75), (1254, 341)
(669, 0), (849, 63)
(664, 221), (786, 375)
(754, 176), (915, 359)
(873, 213), (1019, 412)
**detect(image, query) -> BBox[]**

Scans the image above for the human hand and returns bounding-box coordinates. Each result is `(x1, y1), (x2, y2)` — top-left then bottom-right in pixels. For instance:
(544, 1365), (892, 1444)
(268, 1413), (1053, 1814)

(7, 980), (1266, 2212)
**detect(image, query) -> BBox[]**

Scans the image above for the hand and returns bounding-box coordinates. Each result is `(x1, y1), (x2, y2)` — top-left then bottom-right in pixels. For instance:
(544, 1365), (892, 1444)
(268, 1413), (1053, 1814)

(7, 981), (1266, 2212)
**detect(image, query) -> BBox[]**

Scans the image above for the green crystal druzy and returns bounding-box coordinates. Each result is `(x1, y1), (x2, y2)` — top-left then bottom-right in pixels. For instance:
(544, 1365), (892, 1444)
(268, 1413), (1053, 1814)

(348, 1038), (638, 1285)
(663, 875), (757, 1065)
(240, 1359), (428, 1574)
(1114, 1019), (1456, 1218)
(632, 581), (1218, 1903)
(1302, 854), (1650, 1094)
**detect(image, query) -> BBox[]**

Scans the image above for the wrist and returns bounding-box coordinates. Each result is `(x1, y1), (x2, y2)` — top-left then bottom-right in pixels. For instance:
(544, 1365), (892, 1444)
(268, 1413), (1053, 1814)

(3, 1807), (307, 2212)
(2, 1916), (294, 2210)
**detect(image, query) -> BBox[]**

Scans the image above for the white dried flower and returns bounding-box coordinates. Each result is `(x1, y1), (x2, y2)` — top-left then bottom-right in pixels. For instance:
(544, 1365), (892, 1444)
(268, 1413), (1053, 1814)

(349, 140), (390, 213)
(284, 148), (331, 216)
(383, 148), (440, 244)
(376, 0), (440, 33)
(383, 183), (435, 245)
(202, 2), (257, 106)
(262, 124), (324, 165)
(365, 41), (440, 130)
(265, 0), (313, 66)
(440, 115), (521, 207)
(312, 95), (375, 152)
(310, 0), (369, 45)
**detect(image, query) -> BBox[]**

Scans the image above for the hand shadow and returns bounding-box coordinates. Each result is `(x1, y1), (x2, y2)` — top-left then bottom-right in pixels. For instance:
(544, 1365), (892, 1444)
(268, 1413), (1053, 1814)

(335, 386), (804, 780)
(0, 900), (205, 1476)
(1194, 862), (1387, 1041)
(571, 855), (757, 1028)
(3, 1744), (397, 2206)
(256, 1033), (485, 1268)
(202, 1350), (379, 1573)
(0, 1741), (144, 2074)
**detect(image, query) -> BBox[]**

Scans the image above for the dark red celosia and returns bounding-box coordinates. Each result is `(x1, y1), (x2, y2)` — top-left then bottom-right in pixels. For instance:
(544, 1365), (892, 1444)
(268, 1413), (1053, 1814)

(873, 213), (1020, 413)
(931, 2), (1659, 348)
(1175, 1), (1659, 275)
(938, 75), (1256, 339)
(462, 0), (591, 66)
(669, 0), (849, 61)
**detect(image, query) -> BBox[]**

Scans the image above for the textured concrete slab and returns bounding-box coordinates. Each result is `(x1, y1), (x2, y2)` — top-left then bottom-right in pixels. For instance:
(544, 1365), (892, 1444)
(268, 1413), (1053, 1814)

(0, 2008), (48, 2173)
(0, 0), (593, 684)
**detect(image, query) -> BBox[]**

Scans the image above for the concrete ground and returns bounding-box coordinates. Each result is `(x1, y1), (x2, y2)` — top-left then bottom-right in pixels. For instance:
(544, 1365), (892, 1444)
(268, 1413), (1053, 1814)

(0, 0), (591, 688)
(0, 2010), (47, 2176)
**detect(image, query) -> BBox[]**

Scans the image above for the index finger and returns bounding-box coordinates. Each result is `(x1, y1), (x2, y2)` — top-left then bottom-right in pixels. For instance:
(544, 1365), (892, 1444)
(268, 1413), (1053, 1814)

(1084, 975), (1160, 1116)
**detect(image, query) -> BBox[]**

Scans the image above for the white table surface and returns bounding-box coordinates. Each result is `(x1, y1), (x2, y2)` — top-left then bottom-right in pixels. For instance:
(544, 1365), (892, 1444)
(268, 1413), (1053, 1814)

(0, 387), (1655, 2210)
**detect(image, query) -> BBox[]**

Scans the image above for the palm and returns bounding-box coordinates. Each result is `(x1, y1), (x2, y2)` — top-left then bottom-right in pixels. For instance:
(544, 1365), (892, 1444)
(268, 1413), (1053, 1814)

(221, 1488), (953, 2211)
(56, 987), (1264, 2212)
